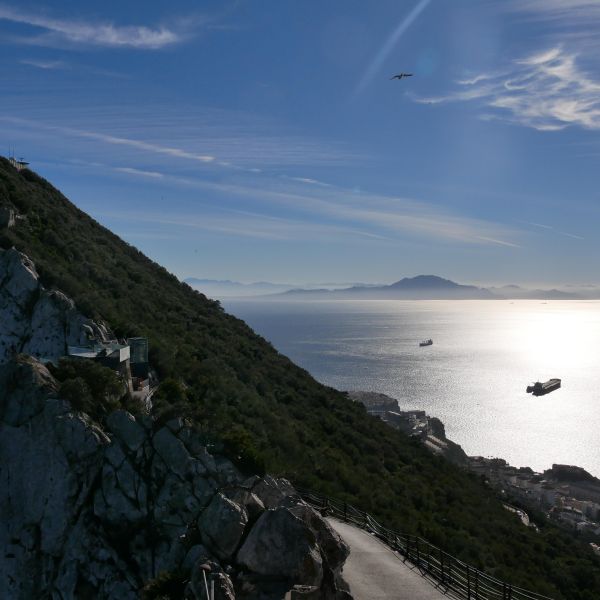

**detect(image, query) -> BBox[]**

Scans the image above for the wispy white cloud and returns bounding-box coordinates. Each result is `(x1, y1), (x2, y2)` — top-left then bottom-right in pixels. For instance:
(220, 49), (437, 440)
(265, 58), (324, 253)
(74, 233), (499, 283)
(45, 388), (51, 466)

(98, 161), (521, 249)
(0, 112), (519, 249)
(416, 46), (600, 131)
(99, 208), (388, 244)
(114, 166), (164, 179)
(510, 0), (600, 23)
(0, 116), (216, 163)
(0, 109), (359, 169)
(0, 4), (183, 49)
(286, 176), (334, 188)
(19, 57), (67, 69)
(506, 1), (600, 52)
(528, 221), (584, 240)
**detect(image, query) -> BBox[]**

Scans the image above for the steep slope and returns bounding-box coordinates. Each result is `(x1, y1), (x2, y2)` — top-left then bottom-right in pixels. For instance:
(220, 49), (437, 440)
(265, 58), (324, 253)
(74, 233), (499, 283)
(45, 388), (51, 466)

(0, 158), (599, 599)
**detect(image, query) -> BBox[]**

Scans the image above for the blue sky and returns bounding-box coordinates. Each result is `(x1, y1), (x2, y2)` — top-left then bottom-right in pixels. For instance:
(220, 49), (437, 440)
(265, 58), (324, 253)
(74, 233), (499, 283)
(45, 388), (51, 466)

(1, 0), (599, 286)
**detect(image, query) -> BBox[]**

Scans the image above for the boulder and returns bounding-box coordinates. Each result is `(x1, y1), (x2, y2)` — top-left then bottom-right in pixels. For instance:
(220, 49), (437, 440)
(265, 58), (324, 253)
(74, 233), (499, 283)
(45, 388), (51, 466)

(287, 503), (349, 572)
(153, 425), (195, 479)
(252, 475), (296, 509)
(225, 488), (265, 522)
(237, 507), (323, 587)
(0, 354), (58, 426)
(200, 493), (248, 560)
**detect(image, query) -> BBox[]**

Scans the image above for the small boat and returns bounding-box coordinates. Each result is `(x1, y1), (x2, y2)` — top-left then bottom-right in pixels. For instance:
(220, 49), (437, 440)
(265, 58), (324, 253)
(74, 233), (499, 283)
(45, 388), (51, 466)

(526, 378), (561, 396)
(419, 339), (433, 347)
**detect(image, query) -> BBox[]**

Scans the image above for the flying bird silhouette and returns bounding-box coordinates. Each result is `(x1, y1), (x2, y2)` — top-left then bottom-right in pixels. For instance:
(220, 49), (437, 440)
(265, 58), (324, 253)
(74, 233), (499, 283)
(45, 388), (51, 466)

(390, 73), (413, 80)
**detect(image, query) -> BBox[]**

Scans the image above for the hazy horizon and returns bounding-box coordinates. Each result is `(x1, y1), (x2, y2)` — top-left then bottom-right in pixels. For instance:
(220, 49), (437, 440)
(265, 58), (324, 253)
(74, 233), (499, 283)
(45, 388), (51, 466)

(184, 274), (600, 292)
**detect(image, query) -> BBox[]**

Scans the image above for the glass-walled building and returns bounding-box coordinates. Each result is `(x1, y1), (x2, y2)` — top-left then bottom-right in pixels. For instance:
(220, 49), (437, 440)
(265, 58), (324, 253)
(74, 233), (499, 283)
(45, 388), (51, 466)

(128, 337), (148, 364)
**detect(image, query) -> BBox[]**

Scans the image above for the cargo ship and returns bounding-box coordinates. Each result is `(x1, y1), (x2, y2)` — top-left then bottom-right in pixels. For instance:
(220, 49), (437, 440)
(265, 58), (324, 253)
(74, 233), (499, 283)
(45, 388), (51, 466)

(419, 339), (433, 347)
(526, 378), (561, 396)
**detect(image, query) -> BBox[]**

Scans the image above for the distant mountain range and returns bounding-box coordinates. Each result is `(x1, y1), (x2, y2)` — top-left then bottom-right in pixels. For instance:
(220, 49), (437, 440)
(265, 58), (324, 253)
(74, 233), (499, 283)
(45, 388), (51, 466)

(184, 278), (374, 299)
(185, 275), (599, 301)
(276, 275), (495, 300)
(184, 278), (293, 298)
(488, 285), (581, 300)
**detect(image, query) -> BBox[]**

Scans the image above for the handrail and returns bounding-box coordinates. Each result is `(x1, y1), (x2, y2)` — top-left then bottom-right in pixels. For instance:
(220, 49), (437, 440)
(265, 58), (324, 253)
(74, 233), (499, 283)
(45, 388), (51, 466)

(297, 488), (556, 600)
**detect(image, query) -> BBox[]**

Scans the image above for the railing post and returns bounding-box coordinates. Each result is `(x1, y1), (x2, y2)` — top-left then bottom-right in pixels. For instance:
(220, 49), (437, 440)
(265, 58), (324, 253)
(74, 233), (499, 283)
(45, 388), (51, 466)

(363, 510), (368, 529)
(474, 569), (479, 600)
(416, 539), (420, 568)
(440, 549), (445, 585)
(508, 585), (513, 600)
(503, 583), (507, 600)
(343, 501), (347, 522)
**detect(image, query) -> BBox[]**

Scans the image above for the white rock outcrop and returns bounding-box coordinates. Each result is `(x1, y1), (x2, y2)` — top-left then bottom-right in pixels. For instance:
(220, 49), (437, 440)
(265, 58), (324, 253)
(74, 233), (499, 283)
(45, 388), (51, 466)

(0, 355), (351, 599)
(0, 247), (110, 364)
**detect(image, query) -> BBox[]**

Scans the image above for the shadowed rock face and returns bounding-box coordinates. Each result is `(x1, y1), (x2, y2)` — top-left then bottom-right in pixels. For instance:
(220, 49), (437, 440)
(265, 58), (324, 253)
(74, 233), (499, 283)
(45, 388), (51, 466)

(0, 247), (111, 364)
(0, 355), (350, 599)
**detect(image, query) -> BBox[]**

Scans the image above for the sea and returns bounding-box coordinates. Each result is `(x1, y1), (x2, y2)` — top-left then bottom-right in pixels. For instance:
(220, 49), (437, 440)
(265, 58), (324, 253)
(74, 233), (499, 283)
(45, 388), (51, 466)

(223, 299), (600, 478)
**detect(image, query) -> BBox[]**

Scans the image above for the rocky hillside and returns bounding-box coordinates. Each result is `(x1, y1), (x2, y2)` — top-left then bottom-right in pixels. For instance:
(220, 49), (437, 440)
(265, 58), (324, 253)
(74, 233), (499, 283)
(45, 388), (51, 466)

(0, 247), (111, 364)
(0, 355), (349, 599)
(1, 158), (600, 599)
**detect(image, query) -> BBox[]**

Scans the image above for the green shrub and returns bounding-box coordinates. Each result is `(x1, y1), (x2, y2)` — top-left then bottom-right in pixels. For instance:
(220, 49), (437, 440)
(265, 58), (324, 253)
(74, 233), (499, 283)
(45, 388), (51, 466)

(50, 358), (128, 421)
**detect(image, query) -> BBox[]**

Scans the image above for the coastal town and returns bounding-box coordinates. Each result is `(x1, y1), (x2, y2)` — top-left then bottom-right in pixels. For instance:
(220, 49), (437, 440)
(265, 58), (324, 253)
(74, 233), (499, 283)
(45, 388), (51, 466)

(469, 457), (600, 551)
(351, 390), (600, 556)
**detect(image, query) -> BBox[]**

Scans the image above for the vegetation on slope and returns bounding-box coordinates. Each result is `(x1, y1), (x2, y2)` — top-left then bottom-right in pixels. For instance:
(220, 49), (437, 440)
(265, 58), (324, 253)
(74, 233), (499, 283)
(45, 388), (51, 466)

(1, 158), (599, 599)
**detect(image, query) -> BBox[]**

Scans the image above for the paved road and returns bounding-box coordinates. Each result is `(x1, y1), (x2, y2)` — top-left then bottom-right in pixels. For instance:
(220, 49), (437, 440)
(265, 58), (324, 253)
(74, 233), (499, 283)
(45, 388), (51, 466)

(328, 518), (450, 600)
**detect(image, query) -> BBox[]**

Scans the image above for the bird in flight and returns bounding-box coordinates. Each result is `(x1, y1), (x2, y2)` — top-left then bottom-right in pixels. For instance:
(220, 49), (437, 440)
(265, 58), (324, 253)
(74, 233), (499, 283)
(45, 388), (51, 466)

(390, 73), (413, 80)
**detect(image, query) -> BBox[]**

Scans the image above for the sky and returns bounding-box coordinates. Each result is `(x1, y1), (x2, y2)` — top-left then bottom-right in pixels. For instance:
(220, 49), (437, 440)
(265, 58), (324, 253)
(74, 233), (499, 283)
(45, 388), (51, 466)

(1, 0), (599, 287)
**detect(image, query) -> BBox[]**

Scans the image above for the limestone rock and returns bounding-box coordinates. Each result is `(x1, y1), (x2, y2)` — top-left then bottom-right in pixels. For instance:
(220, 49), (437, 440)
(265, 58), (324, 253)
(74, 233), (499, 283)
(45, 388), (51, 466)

(0, 354), (351, 599)
(190, 566), (235, 600)
(288, 503), (349, 572)
(200, 493), (248, 560)
(0, 247), (110, 365)
(106, 410), (146, 452)
(237, 507), (324, 587)
(0, 354), (58, 426)
(252, 475), (296, 509)
(225, 488), (265, 522)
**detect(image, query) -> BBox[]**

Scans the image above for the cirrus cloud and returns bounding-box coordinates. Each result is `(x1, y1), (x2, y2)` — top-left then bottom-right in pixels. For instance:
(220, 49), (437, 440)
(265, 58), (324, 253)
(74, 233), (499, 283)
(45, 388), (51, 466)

(415, 46), (600, 131)
(0, 4), (184, 49)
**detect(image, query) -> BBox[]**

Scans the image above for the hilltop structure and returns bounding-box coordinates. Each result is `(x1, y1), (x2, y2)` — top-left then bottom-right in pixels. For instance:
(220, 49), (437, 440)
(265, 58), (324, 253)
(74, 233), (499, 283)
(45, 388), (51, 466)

(8, 156), (29, 171)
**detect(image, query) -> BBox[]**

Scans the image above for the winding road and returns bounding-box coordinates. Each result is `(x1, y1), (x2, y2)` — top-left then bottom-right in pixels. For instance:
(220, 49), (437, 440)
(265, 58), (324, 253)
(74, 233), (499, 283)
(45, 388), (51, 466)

(328, 518), (451, 600)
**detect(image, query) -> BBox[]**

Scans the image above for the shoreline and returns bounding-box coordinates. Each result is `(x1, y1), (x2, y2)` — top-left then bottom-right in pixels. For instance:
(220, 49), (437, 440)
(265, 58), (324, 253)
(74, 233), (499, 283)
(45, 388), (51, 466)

(350, 390), (600, 544)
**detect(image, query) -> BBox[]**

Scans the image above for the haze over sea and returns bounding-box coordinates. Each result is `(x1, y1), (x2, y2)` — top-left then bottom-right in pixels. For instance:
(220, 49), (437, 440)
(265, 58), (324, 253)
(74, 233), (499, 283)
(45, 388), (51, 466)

(225, 299), (600, 478)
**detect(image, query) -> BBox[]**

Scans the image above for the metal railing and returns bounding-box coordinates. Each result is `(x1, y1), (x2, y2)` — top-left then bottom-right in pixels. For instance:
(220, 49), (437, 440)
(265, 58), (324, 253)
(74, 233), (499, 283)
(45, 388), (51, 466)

(298, 489), (555, 600)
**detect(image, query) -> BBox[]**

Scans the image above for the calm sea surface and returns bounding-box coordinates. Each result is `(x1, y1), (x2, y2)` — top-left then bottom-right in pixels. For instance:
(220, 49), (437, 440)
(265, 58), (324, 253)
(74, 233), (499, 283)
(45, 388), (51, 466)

(224, 299), (600, 478)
